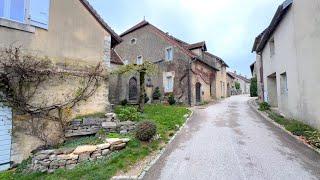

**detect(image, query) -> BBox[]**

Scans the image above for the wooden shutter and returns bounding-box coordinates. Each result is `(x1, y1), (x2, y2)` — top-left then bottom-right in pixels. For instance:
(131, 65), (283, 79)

(29, 0), (50, 29)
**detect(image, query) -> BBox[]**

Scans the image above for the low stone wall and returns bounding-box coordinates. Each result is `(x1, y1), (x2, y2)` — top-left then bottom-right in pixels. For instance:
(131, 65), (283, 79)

(65, 113), (136, 138)
(31, 138), (130, 173)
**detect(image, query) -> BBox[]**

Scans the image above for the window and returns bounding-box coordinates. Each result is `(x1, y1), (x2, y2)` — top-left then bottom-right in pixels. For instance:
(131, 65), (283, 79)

(0, 0), (25, 22)
(0, 0), (50, 29)
(131, 38), (136, 45)
(280, 72), (288, 95)
(270, 38), (275, 57)
(165, 47), (173, 61)
(166, 76), (174, 92)
(137, 56), (143, 65)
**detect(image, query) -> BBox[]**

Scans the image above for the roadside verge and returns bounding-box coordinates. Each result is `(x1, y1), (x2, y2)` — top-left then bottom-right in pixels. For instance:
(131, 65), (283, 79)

(248, 99), (320, 155)
(112, 109), (194, 180)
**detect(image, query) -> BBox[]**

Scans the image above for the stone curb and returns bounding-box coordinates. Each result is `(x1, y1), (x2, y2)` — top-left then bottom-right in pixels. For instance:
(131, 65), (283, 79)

(111, 110), (194, 180)
(248, 99), (320, 155)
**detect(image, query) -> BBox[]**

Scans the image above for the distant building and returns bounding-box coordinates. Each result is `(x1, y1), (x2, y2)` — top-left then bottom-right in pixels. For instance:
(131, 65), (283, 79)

(228, 72), (251, 95)
(252, 0), (320, 129)
(111, 20), (228, 106)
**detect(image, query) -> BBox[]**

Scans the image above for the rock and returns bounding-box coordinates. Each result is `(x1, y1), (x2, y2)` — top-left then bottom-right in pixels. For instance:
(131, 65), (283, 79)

(73, 145), (97, 155)
(102, 122), (117, 129)
(56, 154), (78, 160)
(66, 159), (77, 165)
(183, 114), (189, 119)
(106, 138), (123, 145)
(49, 154), (57, 161)
(110, 143), (126, 151)
(102, 149), (110, 156)
(97, 143), (110, 150)
(37, 149), (55, 155)
(56, 160), (66, 167)
(39, 160), (51, 167)
(83, 118), (103, 126)
(48, 169), (55, 173)
(122, 138), (130, 143)
(35, 154), (50, 160)
(120, 130), (128, 134)
(105, 113), (116, 119)
(55, 148), (75, 155)
(66, 164), (77, 170)
(78, 153), (90, 162)
(71, 119), (82, 126)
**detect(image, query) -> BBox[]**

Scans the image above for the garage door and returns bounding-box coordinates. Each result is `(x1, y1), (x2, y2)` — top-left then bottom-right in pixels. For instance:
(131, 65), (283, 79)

(0, 104), (12, 171)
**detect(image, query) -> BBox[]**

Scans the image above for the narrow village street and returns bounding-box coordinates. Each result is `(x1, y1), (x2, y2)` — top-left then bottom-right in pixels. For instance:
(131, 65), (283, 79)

(144, 95), (320, 180)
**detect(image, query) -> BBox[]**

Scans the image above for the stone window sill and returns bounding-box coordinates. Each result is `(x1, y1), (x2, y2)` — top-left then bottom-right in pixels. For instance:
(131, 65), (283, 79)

(0, 18), (35, 33)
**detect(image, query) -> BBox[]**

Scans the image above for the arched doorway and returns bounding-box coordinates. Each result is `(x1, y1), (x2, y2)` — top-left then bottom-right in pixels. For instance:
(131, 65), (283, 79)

(196, 82), (201, 104)
(128, 77), (138, 101)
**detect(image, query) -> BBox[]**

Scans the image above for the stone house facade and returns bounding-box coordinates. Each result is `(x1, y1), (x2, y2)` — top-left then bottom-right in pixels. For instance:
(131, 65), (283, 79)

(252, 0), (320, 129)
(228, 72), (251, 95)
(111, 20), (225, 106)
(226, 72), (236, 97)
(0, 0), (121, 168)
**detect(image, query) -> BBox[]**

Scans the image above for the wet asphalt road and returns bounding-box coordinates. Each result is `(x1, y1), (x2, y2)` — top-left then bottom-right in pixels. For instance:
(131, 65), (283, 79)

(143, 95), (320, 180)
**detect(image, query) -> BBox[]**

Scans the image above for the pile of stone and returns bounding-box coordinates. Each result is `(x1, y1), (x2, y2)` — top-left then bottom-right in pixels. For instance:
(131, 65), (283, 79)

(65, 113), (136, 137)
(31, 138), (130, 173)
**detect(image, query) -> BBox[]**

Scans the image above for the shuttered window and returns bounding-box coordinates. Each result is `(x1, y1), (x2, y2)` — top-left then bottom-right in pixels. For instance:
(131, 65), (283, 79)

(29, 0), (50, 29)
(0, 0), (25, 22)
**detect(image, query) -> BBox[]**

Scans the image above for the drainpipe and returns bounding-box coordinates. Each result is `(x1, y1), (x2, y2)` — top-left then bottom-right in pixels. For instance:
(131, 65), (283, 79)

(187, 58), (196, 106)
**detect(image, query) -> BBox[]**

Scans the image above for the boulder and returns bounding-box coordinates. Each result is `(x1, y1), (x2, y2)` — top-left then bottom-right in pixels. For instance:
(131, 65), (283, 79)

(56, 154), (78, 161)
(102, 122), (117, 129)
(78, 153), (90, 162)
(102, 149), (110, 156)
(97, 143), (110, 150)
(122, 138), (130, 143)
(110, 143), (126, 151)
(106, 138), (123, 145)
(73, 145), (97, 155)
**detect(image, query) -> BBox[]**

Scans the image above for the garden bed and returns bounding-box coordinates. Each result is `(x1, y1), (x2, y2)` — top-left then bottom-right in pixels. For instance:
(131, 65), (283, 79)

(257, 101), (320, 151)
(0, 104), (190, 180)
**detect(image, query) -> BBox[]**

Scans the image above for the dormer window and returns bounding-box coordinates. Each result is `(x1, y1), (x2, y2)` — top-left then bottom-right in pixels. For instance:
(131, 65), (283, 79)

(137, 56), (143, 65)
(165, 47), (173, 61)
(131, 38), (137, 45)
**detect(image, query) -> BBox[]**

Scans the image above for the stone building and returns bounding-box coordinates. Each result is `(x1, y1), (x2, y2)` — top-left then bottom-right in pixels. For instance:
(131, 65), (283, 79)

(111, 20), (226, 106)
(226, 72), (236, 97)
(228, 72), (251, 95)
(252, 0), (320, 129)
(0, 0), (121, 169)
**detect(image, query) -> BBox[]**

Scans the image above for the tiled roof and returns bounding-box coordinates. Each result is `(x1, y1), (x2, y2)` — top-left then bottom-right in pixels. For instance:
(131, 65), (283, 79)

(80, 0), (122, 46)
(228, 72), (251, 83)
(253, 0), (293, 52)
(120, 20), (227, 70)
(111, 49), (124, 65)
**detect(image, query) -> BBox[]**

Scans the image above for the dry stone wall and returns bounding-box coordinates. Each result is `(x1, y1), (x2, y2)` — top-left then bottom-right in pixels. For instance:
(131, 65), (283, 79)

(31, 138), (130, 173)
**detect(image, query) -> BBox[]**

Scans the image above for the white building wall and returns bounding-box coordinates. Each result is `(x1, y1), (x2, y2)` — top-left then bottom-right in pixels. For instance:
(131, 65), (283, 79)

(262, 0), (320, 128)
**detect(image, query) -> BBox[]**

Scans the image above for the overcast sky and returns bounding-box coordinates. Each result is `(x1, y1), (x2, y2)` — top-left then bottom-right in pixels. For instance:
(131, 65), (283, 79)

(88, 0), (283, 77)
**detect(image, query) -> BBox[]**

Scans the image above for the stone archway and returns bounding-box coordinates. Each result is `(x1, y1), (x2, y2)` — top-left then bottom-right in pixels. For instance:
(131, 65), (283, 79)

(128, 77), (138, 101)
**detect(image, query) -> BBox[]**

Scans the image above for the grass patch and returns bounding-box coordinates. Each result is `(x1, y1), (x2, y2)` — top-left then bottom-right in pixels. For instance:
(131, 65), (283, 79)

(1, 104), (190, 180)
(74, 112), (106, 120)
(265, 110), (320, 149)
(59, 136), (104, 149)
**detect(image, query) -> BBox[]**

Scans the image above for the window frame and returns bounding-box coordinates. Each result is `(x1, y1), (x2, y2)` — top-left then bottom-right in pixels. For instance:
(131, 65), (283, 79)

(165, 46), (173, 61)
(0, 0), (27, 23)
(137, 55), (143, 65)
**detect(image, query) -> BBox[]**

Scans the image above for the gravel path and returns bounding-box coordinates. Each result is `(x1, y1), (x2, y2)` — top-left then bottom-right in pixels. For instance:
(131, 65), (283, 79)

(143, 95), (320, 180)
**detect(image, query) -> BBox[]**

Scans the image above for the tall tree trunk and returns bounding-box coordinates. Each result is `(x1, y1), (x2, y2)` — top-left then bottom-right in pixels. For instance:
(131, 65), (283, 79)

(138, 69), (146, 112)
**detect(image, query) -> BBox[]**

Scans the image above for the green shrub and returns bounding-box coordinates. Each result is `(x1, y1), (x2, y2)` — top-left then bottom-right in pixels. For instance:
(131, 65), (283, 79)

(152, 87), (162, 100)
(250, 77), (258, 97)
(115, 106), (142, 121)
(235, 82), (240, 90)
(259, 102), (270, 111)
(120, 99), (128, 106)
(135, 121), (157, 141)
(167, 93), (176, 105)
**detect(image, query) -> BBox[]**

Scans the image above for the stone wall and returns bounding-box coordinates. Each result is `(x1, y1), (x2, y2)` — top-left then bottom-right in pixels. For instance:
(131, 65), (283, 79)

(65, 113), (136, 138)
(30, 138), (130, 173)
